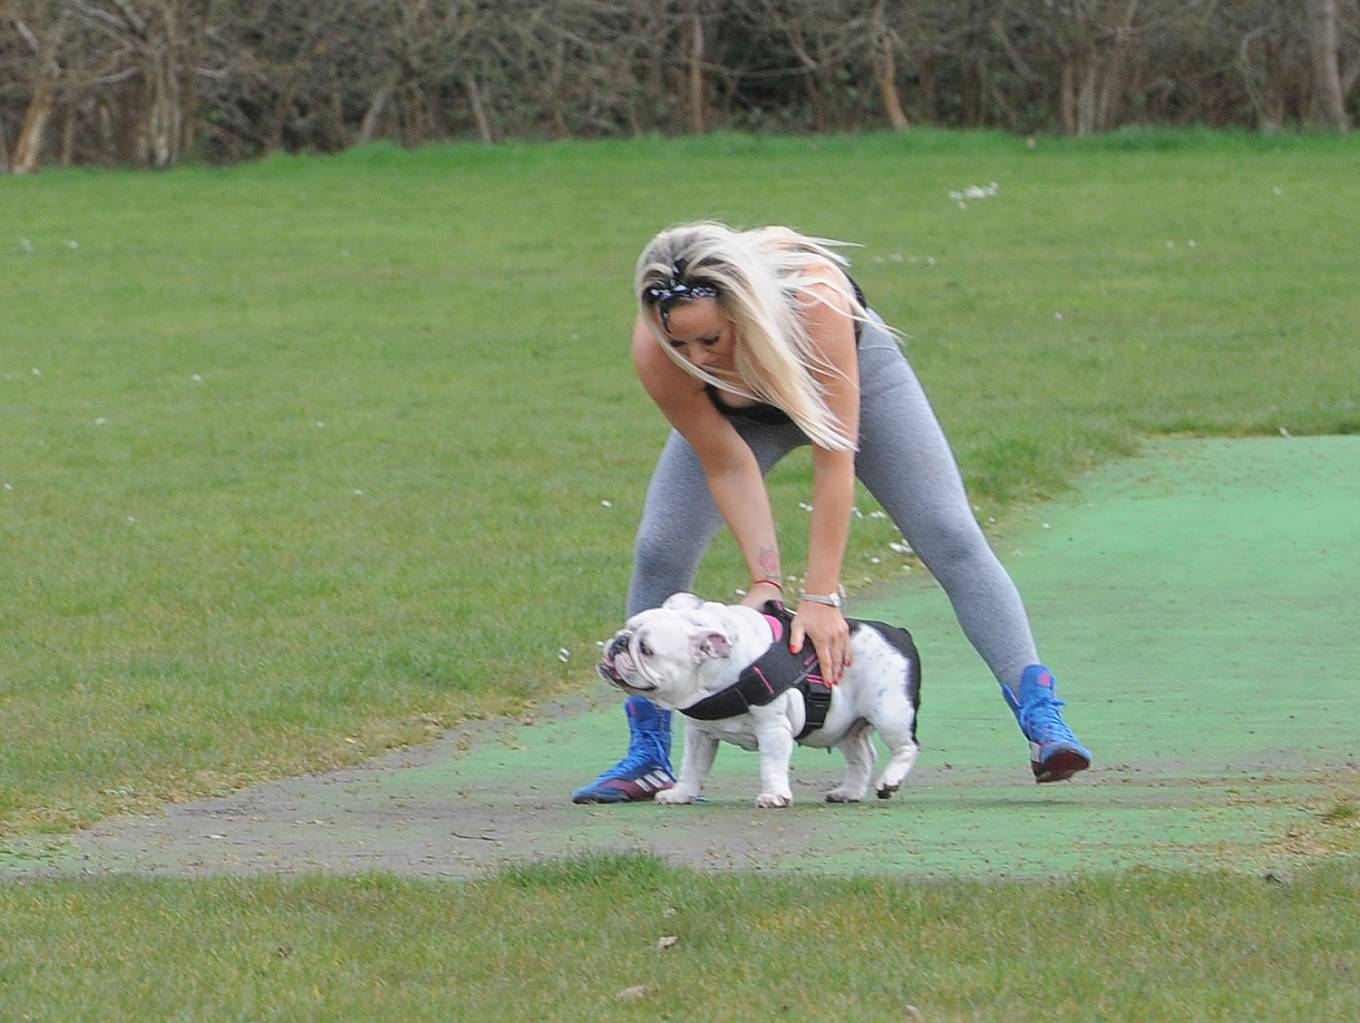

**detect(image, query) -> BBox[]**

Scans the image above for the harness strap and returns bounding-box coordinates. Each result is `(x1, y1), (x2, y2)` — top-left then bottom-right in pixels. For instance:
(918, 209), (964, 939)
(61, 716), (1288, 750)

(680, 601), (835, 739)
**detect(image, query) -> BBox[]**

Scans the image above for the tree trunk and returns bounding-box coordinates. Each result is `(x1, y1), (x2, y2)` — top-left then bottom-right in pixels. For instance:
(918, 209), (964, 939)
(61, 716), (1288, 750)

(12, 74), (55, 174)
(358, 71), (400, 146)
(464, 73), (493, 144)
(875, 38), (910, 129)
(871, 0), (909, 131)
(1060, 59), (1077, 135)
(688, 8), (705, 134)
(11, 12), (69, 175)
(1307, 0), (1349, 129)
(61, 98), (77, 166)
(1077, 58), (1097, 136)
(1096, 0), (1140, 131)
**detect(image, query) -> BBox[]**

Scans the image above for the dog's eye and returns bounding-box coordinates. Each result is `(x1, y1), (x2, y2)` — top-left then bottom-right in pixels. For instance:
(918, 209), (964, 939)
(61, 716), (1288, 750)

(638, 640), (654, 657)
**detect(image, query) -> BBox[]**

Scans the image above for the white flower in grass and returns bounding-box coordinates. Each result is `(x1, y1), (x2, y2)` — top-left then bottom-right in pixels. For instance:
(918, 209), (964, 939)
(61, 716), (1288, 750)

(1187, 239), (1196, 248)
(66, 240), (79, 250)
(95, 417), (107, 426)
(927, 257), (936, 266)
(890, 253), (904, 263)
(192, 373), (204, 383)
(1279, 426), (1292, 438)
(600, 499), (612, 508)
(126, 516), (136, 524)
(1055, 312), (1064, 321)
(557, 648), (571, 662)
(20, 239), (35, 254)
(870, 557), (881, 565)
(872, 255), (884, 264)
(798, 501), (813, 512)
(734, 587), (746, 596)
(352, 488), (364, 496)
(1273, 186), (1283, 196)
(31, 368), (41, 376)
(869, 510), (888, 520)
(3, 482), (13, 491)
(315, 421), (325, 428)
(888, 541), (911, 554)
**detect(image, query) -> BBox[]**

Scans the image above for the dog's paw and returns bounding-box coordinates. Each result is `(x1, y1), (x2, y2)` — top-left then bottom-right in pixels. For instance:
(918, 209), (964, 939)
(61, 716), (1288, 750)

(654, 788), (696, 806)
(755, 792), (793, 809)
(824, 787), (864, 804)
(875, 782), (900, 800)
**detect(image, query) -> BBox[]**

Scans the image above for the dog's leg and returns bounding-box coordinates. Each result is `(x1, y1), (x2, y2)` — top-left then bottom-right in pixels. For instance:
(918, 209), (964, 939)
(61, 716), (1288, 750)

(655, 723), (717, 805)
(751, 712), (796, 808)
(869, 697), (919, 799)
(825, 721), (876, 802)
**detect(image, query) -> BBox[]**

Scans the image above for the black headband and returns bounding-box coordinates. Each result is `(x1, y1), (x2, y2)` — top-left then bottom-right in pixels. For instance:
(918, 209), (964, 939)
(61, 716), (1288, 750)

(642, 261), (718, 327)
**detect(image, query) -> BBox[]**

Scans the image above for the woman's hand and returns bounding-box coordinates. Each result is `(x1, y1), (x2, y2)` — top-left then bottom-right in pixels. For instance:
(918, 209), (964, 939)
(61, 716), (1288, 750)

(741, 580), (784, 609)
(790, 600), (852, 684)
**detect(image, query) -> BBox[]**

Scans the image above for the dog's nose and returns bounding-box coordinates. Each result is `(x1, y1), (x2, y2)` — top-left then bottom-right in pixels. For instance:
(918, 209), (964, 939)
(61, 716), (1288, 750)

(607, 633), (631, 660)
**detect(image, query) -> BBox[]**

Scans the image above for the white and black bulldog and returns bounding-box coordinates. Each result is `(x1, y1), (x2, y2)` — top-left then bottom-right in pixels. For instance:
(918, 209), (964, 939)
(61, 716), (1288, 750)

(597, 593), (921, 808)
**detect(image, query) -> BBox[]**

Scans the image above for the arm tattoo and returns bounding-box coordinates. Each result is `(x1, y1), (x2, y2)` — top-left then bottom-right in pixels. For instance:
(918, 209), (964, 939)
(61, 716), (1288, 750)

(758, 546), (782, 582)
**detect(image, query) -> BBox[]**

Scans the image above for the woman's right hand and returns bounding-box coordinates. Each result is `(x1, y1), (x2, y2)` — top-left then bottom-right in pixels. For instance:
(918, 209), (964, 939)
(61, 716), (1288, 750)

(741, 580), (784, 609)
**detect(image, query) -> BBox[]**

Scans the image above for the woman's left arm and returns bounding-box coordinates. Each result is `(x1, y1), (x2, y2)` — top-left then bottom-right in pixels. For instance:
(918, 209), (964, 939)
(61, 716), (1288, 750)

(789, 279), (861, 683)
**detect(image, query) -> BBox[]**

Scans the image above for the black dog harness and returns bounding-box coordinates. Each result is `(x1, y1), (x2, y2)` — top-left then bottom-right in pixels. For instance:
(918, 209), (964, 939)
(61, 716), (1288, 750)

(678, 603), (835, 740)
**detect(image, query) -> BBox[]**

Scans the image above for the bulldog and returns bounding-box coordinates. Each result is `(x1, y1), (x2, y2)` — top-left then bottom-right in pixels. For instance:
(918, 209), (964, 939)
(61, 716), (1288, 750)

(597, 593), (921, 808)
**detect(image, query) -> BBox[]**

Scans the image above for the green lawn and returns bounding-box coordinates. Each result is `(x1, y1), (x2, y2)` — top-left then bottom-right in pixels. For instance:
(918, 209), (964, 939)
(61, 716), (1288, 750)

(3, 129), (1358, 836)
(2, 854), (1357, 1022)
(3, 128), (1360, 1022)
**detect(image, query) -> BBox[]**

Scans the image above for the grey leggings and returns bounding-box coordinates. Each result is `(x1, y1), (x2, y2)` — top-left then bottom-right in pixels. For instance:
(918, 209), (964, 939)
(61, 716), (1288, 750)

(627, 313), (1040, 690)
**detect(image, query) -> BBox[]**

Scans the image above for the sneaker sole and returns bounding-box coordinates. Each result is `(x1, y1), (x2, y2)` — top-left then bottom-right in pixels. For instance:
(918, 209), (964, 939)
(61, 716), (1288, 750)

(571, 792), (652, 804)
(1031, 750), (1091, 783)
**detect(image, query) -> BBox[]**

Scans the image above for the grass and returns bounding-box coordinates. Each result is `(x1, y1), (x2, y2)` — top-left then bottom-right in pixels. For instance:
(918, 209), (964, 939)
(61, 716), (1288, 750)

(2, 128), (1359, 836)
(1, 852), (1357, 1021)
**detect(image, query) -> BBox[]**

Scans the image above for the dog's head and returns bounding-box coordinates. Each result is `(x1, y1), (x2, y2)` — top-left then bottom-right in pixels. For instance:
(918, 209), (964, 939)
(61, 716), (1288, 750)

(597, 593), (757, 710)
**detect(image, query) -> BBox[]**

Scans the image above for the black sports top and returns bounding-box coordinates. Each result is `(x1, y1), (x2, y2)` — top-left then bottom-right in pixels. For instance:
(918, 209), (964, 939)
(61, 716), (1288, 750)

(705, 272), (868, 425)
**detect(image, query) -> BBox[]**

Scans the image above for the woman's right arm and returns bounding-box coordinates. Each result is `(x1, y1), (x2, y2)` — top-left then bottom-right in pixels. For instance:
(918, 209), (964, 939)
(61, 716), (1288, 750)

(631, 317), (784, 602)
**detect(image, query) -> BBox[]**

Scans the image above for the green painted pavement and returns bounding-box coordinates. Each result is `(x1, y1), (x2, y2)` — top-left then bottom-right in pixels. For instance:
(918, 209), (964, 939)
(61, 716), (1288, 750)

(5, 437), (1357, 879)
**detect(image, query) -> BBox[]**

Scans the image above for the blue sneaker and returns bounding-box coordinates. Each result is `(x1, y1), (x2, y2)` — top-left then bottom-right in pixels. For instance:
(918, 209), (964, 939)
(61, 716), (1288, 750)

(1002, 666), (1092, 783)
(571, 697), (676, 803)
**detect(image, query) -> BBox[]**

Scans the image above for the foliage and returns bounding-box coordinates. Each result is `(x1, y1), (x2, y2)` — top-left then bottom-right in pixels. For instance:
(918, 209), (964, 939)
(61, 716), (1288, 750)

(1, 0), (1357, 172)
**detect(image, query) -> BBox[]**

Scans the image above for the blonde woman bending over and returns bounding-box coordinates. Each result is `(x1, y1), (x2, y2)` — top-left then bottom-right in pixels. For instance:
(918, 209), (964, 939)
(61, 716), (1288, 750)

(572, 222), (1091, 803)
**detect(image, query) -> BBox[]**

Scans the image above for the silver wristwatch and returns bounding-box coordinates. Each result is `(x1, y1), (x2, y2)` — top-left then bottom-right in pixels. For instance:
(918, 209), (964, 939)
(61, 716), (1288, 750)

(798, 590), (843, 609)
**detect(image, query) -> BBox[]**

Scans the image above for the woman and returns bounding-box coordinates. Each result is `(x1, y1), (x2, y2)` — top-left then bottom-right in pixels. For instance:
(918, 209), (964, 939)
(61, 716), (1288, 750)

(571, 222), (1090, 803)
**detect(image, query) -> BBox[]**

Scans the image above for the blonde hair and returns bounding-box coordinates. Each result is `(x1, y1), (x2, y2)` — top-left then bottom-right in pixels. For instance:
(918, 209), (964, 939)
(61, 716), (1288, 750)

(635, 221), (873, 451)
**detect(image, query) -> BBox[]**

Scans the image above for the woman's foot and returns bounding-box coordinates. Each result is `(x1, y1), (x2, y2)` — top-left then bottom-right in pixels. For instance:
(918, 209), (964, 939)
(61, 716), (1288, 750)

(1004, 666), (1092, 783)
(571, 697), (676, 803)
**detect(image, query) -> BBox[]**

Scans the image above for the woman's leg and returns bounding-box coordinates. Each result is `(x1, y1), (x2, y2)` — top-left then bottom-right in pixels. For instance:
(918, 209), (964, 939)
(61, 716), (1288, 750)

(853, 321), (1090, 781)
(572, 419), (807, 803)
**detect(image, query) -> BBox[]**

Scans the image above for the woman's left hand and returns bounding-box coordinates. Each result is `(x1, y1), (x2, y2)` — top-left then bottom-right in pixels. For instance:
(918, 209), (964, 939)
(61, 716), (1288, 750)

(790, 600), (852, 684)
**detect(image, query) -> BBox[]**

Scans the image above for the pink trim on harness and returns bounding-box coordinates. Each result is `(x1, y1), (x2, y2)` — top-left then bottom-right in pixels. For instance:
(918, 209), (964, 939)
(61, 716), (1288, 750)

(762, 613), (785, 644)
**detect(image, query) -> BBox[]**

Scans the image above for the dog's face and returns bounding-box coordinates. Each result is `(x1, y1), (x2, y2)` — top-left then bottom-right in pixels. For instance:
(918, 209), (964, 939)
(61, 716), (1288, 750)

(597, 593), (740, 710)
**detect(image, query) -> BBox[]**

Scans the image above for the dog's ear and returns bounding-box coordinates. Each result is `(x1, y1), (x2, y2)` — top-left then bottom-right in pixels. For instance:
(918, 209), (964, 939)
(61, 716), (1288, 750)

(691, 630), (732, 661)
(663, 592), (705, 611)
